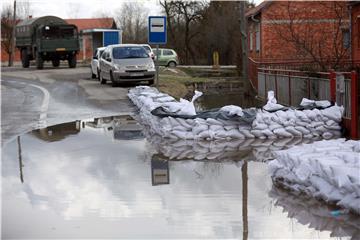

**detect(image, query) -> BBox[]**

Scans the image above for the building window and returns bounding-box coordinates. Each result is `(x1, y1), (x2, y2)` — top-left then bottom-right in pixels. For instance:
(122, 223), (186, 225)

(342, 29), (350, 49)
(249, 32), (253, 51)
(255, 23), (260, 52)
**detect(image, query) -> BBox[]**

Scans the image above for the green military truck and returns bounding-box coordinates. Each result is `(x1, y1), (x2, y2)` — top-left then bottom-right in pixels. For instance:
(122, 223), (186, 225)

(16, 16), (79, 69)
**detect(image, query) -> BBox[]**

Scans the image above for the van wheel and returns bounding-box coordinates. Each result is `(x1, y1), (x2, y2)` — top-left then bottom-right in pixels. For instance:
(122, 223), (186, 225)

(36, 52), (44, 69)
(97, 69), (101, 81)
(100, 71), (106, 84)
(52, 59), (60, 67)
(68, 54), (77, 68)
(168, 61), (176, 68)
(110, 71), (117, 87)
(21, 49), (30, 68)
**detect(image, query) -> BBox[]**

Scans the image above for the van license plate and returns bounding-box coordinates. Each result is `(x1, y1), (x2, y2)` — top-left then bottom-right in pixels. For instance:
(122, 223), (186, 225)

(130, 73), (144, 77)
(56, 48), (66, 51)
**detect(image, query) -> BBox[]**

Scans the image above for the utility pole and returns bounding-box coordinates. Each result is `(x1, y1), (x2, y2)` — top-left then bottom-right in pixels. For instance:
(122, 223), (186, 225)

(9, 0), (17, 67)
(239, 1), (248, 81)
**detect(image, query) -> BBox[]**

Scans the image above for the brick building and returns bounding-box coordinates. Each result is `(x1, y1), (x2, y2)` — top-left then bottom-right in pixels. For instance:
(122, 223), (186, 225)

(350, 2), (360, 63)
(65, 18), (121, 61)
(246, 1), (350, 64)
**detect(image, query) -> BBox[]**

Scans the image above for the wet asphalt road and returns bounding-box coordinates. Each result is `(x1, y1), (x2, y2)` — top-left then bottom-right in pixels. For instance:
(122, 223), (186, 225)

(1, 65), (136, 144)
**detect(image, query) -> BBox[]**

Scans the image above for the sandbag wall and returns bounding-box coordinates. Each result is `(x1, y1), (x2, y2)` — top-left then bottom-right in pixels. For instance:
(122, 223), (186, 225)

(145, 129), (316, 162)
(128, 86), (344, 140)
(269, 139), (360, 214)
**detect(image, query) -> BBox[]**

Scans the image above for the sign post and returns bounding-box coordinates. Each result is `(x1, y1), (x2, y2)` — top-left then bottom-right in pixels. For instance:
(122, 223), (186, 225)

(148, 16), (167, 87)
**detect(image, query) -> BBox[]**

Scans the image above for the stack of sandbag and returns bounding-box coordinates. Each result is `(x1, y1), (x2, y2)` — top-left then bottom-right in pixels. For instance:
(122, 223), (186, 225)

(269, 139), (360, 214)
(128, 86), (344, 140)
(269, 186), (360, 238)
(251, 106), (343, 139)
(144, 127), (315, 162)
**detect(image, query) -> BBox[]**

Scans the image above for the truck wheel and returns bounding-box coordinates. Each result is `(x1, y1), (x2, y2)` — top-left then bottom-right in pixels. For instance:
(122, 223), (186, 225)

(36, 52), (44, 69)
(21, 49), (30, 68)
(68, 54), (77, 68)
(52, 59), (60, 67)
(149, 79), (154, 85)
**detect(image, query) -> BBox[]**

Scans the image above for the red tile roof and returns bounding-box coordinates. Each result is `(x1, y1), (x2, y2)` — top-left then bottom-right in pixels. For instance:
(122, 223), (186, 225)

(65, 18), (117, 31)
(245, 1), (272, 17)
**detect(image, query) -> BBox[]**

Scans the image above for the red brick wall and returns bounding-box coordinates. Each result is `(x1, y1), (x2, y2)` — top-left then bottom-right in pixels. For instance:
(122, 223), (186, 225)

(248, 1), (350, 62)
(1, 45), (20, 63)
(351, 4), (360, 62)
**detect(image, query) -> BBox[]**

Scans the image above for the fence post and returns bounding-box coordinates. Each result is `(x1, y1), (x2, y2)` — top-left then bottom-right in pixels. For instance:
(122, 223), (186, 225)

(351, 70), (359, 139)
(288, 72), (291, 106)
(329, 70), (336, 103)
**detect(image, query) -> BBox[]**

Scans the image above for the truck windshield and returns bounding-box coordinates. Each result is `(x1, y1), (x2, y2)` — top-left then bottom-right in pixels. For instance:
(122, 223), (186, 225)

(42, 26), (77, 39)
(112, 47), (149, 59)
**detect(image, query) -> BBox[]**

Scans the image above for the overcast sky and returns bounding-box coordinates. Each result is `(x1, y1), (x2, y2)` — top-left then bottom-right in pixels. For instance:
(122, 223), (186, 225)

(2, 0), (262, 19)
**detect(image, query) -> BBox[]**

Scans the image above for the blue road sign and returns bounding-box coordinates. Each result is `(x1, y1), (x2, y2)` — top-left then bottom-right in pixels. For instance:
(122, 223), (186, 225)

(148, 16), (167, 44)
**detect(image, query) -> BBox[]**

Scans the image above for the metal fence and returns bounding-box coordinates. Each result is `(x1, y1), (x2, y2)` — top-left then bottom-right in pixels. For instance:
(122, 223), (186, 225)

(257, 68), (352, 119)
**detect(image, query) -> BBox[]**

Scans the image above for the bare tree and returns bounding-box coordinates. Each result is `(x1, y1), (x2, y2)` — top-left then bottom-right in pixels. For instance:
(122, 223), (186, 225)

(114, 2), (149, 43)
(267, 1), (349, 71)
(160, 1), (206, 64)
(1, 1), (32, 66)
(1, 4), (14, 66)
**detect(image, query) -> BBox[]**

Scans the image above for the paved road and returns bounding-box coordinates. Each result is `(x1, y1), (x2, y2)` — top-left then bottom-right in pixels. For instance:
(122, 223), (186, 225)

(1, 66), (136, 145)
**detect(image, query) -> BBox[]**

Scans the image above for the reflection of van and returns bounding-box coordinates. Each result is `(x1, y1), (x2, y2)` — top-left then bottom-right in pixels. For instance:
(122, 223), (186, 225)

(112, 115), (143, 140)
(113, 123), (144, 140)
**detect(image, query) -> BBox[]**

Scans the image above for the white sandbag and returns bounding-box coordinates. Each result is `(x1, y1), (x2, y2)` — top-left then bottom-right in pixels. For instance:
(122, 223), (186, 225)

(300, 98), (315, 107)
(224, 125), (238, 131)
(322, 132), (333, 139)
(273, 128), (293, 138)
(269, 123), (283, 131)
(206, 118), (223, 126)
(155, 96), (175, 103)
(285, 126), (303, 137)
(262, 129), (276, 138)
(198, 130), (211, 139)
(251, 130), (265, 138)
(172, 125), (189, 132)
(210, 125), (224, 132)
(315, 100), (331, 108)
(239, 129), (255, 138)
(253, 123), (268, 130)
(295, 126), (311, 135)
(177, 118), (193, 129)
(225, 129), (245, 139)
(191, 124), (208, 136)
(220, 105), (244, 116)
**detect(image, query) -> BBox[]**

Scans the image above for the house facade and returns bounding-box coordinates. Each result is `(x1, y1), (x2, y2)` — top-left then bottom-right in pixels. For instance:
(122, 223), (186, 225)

(246, 1), (350, 64)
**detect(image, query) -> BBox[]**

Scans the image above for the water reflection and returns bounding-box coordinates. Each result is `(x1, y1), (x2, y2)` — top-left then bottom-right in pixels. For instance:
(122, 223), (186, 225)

(32, 121), (81, 142)
(151, 154), (170, 186)
(145, 130), (317, 162)
(2, 116), (357, 239)
(269, 186), (360, 240)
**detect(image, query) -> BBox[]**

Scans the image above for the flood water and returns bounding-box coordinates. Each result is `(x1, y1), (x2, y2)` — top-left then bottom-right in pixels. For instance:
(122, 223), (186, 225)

(2, 115), (359, 239)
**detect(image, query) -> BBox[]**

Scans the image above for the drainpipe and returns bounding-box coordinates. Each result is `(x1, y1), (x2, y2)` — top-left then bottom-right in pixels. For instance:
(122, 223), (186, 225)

(349, 4), (352, 64)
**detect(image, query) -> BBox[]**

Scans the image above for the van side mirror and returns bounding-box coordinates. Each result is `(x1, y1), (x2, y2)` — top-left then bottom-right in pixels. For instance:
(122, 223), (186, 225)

(106, 58), (112, 62)
(93, 56), (97, 60)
